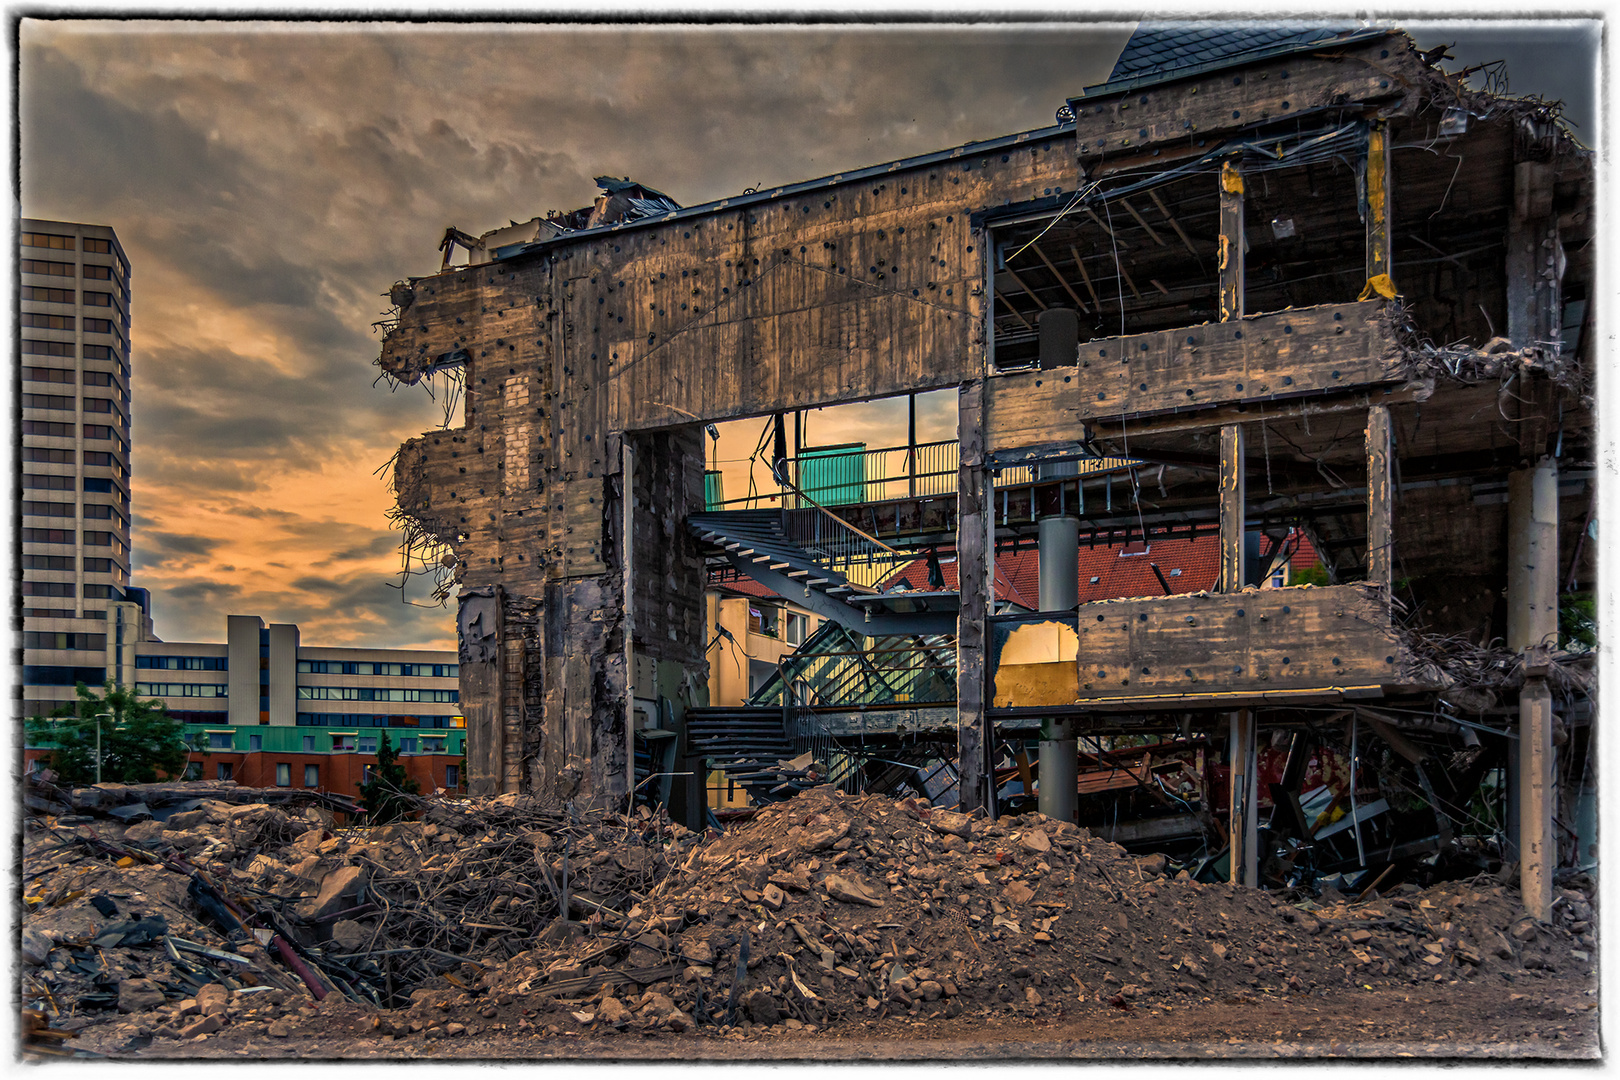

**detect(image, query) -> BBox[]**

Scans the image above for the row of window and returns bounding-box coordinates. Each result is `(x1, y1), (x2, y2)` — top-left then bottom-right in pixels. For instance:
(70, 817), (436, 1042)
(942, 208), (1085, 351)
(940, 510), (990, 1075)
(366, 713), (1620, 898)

(22, 665), (107, 687)
(22, 581), (126, 599)
(295, 660), (459, 677)
(23, 338), (126, 364)
(24, 447), (124, 471)
(23, 631), (107, 651)
(23, 474), (127, 499)
(26, 366), (125, 390)
(22, 607), (76, 620)
(204, 731), (457, 755)
(23, 527), (126, 551)
(137, 655), (229, 670)
(23, 232), (77, 250)
(21, 256), (128, 293)
(296, 686), (460, 702)
(24, 420), (127, 447)
(136, 682), (227, 698)
(20, 554), (124, 574)
(296, 713), (464, 728)
(23, 501), (128, 526)
(21, 393), (123, 419)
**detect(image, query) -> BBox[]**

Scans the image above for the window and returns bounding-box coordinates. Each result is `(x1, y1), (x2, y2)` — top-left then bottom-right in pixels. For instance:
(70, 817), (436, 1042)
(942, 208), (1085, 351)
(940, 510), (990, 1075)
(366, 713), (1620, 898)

(21, 313), (75, 331)
(249, 735), (263, 751)
(137, 655), (227, 671)
(207, 733), (234, 749)
(785, 612), (808, 645)
(84, 291), (112, 307)
(22, 501), (74, 518)
(83, 317), (114, 334)
(362, 764), (375, 783)
(24, 446), (75, 462)
(135, 683), (227, 697)
(23, 528), (75, 544)
(184, 763), (203, 781)
(21, 258), (74, 276)
(22, 554), (74, 571)
(83, 558), (121, 576)
(83, 531), (120, 548)
(423, 737), (446, 754)
(23, 367), (75, 386)
(399, 737), (417, 753)
(446, 765), (459, 788)
(303, 736), (315, 751)
(22, 286), (74, 303)
(358, 736), (378, 754)
(83, 345), (116, 362)
(22, 394), (75, 412)
(305, 764), (320, 788)
(275, 763), (291, 787)
(82, 398), (114, 414)
(24, 474), (76, 491)
(332, 735), (356, 752)
(23, 608), (75, 620)
(84, 425), (115, 440)
(748, 604), (779, 637)
(23, 421), (75, 438)
(83, 237), (111, 254)
(22, 582), (76, 597)
(22, 232), (76, 250)
(84, 451), (118, 468)
(83, 264), (113, 280)
(82, 584), (118, 600)
(217, 762), (233, 781)
(83, 504), (123, 521)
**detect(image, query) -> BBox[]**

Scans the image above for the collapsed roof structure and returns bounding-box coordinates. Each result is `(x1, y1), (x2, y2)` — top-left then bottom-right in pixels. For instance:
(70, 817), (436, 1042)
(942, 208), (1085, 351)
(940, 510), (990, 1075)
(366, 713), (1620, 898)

(375, 25), (1594, 919)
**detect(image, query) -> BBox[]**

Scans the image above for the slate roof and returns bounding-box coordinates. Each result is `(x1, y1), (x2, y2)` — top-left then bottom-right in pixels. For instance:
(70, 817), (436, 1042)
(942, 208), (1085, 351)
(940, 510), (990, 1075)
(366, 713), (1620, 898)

(1082, 23), (1385, 98)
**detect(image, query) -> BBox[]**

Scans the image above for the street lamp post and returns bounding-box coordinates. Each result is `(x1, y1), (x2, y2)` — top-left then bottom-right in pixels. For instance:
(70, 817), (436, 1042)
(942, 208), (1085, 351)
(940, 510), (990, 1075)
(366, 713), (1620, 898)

(95, 712), (114, 784)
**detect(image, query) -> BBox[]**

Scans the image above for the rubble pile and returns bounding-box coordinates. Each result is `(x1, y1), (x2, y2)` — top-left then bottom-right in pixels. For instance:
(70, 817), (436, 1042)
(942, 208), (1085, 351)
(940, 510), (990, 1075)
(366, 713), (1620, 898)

(438, 788), (1598, 1038)
(20, 781), (695, 1054)
(21, 783), (1598, 1053)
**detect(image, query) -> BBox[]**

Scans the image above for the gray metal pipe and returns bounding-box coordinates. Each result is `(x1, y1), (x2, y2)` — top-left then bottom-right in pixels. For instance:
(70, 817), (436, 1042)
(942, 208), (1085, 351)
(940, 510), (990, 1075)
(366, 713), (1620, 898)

(1037, 515), (1079, 613)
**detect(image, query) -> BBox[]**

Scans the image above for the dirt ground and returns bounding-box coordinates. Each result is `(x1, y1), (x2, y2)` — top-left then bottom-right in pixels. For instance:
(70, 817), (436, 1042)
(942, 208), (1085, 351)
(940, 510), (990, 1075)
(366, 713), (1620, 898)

(57, 970), (1598, 1061)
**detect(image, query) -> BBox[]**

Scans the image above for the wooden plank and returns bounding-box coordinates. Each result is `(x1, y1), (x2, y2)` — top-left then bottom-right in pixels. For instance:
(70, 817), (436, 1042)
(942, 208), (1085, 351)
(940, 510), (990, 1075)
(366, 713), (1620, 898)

(1365, 121), (1393, 287)
(982, 301), (1405, 450)
(1120, 197), (1166, 247)
(1365, 405), (1392, 595)
(1068, 245), (1102, 308)
(1229, 707), (1257, 887)
(1004, 266), (1048, 311)
(461, 589), (504, 797)
(1218, 160), (1244, 322)
(1219, 424), (1246, 592)
(988, 585), (1422, 706)
(1029, 242), (1088, 313)
(955, 380), (992, 813)
(1148, 189), (1200, 258)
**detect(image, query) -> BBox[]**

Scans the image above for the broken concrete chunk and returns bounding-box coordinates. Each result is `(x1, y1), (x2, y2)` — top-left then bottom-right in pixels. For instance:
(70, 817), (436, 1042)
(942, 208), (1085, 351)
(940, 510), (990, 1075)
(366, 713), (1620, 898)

(117, 978), (166, 1014)
(330, 919), (371, 953)
(298, 865), (368, 921)
(1017, 829), (1051, 855)
(762, 884), (786, 910)
(929, 811), (974, 839)
(1002, 880), (1036, 906)
(824, 874), (884, 907)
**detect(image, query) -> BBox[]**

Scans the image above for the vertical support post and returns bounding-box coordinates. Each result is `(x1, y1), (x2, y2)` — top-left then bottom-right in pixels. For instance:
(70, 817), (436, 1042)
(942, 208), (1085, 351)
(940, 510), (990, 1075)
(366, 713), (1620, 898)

(1218, 424), (1246, 592)
(459, 586), (505, 797)
(1365, 120), (1394, 290)
(1037, 513), (1079, 822)
(1365, 404), (1393, 598)
(956, 381), (993, 813)
(907, 393), (918, 499)
(1506, 159), (1562, 351)
(1508, 457), (1559, 918)
(622, 439), (636, 808)
(1228, 707), (1258, 887)
(1218, 160), (1245, 322)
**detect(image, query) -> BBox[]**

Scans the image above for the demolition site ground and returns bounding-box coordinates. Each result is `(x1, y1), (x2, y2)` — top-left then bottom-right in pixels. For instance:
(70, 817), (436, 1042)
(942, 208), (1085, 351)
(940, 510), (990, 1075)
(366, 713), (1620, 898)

(19, 780), (1599, 1061)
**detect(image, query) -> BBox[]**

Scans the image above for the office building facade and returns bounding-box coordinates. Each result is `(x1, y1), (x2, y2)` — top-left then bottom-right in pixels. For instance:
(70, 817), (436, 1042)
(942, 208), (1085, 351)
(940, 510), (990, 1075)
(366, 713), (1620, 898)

(19, 219), (142, 720)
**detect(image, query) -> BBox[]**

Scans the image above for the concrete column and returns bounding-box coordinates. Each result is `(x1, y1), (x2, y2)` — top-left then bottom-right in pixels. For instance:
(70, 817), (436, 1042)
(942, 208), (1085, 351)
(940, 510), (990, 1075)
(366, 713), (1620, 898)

(267, 623), (300, 726)
(1037, 515), (1079, 613)
(1036, 512), (1079, 821)
(1038, 717), (1078, 821)
(1228, 708), (1258, 887)
(1508, 456), (1559, 919)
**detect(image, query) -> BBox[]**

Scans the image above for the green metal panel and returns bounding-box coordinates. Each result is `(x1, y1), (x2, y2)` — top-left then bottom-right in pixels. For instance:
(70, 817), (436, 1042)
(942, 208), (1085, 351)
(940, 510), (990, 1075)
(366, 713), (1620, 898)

(797, 443), (866, 506)
(180, 723), (463, 756)
(704, 469), (725, 511)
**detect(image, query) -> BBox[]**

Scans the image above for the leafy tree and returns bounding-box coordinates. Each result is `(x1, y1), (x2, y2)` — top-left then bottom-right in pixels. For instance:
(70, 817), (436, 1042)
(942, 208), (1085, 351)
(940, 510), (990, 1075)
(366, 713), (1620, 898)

(26, 682), (194, 785)
(360, 731), (420, 824)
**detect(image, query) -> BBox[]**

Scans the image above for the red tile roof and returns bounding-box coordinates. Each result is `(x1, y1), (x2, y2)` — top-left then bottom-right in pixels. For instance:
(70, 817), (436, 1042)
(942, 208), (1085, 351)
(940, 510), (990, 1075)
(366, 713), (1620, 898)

(882, 530), (1319, 609)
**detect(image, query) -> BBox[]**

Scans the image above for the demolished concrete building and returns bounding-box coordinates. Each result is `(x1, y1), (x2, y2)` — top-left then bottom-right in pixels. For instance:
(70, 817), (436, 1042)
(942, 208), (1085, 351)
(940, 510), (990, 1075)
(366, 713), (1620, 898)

(375, 27), (1595, 920)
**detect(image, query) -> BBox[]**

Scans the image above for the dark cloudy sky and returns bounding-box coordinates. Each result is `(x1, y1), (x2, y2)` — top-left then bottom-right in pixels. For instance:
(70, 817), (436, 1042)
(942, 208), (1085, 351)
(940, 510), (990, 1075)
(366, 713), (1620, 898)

(18, 15), (1599, 651)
